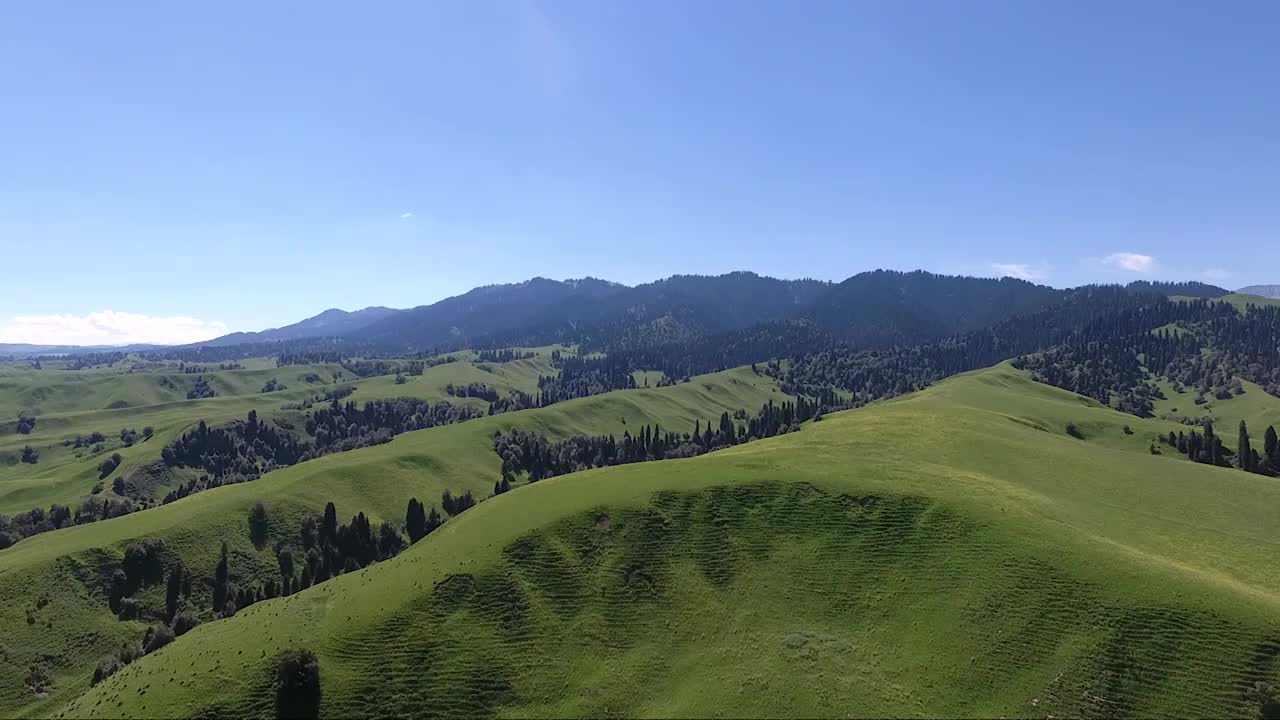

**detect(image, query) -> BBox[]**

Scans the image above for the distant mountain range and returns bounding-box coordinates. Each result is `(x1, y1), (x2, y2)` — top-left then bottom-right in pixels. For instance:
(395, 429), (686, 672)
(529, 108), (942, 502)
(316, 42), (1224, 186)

(200, 306), (401, 347)
(1237, 285), (1280, 299)
(2, 272), (1240, 359)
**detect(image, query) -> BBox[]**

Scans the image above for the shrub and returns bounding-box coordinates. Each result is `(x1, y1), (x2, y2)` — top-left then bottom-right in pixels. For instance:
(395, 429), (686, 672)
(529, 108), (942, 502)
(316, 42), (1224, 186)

(274, 648), (322, 719)
(16, 414), (36, 434)
(1122, 425), (1133, 435)
(117, 597), (140, 620)
(143, 624), (175, 653)
(20, 446), (38, 464)
(172, 610), (199, 636)
(99, 453), (123, 479)
(1065, 422), (1086, 440)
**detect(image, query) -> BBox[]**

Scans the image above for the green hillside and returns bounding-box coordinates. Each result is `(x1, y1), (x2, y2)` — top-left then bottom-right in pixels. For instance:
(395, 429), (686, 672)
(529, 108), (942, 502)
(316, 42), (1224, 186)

(0, 366), (788, 718)
(0, 349), (567, 515)
(0, 363), (347, 514)
(50, 364), (1280, 719)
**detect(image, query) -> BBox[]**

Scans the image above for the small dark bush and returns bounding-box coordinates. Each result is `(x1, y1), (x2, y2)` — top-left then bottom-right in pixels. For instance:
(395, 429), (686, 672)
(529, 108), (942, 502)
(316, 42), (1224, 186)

(274, 648), (322, 719)
(20, 446), (39, 464)
(117, 597), (140, 620)
(1065, 422), (1086, 440)
(143, 624), (175, 653)
(172, 611), (199, 636)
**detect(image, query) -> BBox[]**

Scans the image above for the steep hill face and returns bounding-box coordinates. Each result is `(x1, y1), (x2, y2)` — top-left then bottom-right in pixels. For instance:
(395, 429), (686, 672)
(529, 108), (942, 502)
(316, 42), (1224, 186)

(1238, 284), (1280, 299)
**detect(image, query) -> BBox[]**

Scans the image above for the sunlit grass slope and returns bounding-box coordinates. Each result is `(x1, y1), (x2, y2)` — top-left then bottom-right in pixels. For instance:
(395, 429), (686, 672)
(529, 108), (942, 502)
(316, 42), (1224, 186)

(0, 366), (787, 718)
(0, 364), (346, 514)
(62, 364), (1280, 719)
(0, 347), (569, 515)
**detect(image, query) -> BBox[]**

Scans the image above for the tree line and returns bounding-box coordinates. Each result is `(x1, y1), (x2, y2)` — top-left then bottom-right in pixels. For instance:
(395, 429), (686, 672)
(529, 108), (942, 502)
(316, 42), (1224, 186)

(491, 394), (827, 483)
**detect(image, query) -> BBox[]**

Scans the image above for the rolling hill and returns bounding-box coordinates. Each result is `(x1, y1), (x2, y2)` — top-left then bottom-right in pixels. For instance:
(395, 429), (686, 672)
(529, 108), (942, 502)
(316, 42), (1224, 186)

(0, 364), (793, 717)
(52, 364), (1280, 719)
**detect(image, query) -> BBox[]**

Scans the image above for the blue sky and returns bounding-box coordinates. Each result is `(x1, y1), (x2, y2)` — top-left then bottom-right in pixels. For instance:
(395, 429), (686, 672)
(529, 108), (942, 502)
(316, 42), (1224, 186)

(2, 0), (1277, 344)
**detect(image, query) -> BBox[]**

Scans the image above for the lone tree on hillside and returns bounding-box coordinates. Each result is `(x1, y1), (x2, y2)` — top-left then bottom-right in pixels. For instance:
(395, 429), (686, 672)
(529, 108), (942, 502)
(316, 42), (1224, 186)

(212, 541), (230, 613)
(274, 648), (322, 719)
(249, 501), (270, 548)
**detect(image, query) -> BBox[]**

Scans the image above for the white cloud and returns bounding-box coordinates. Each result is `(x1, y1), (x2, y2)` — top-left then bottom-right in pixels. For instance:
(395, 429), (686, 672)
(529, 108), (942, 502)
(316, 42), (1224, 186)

(0, 311), (228, 346)
(1203, 268), (1231, 283)
(400, 211), (413, 219)
(1102, 252), (1155, 273)
(990, 262), (1050, 281)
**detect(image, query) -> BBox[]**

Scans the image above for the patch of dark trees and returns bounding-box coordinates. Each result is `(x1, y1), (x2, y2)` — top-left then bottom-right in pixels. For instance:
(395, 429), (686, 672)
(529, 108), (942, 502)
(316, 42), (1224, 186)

(446, 382), (499, 402)
(15, 413), (36, 434)
(1160, 421), (1280, 477)
(185, 375), (216, 399)
(156, 400), (482, 506)
(0, 492), (141, 550)
(341, 359), (425, 378)
(90, 498), (410, 691)
(476, 348), (535, 363)
(261, 378), (288, 393)
(491, 395), (826, 483)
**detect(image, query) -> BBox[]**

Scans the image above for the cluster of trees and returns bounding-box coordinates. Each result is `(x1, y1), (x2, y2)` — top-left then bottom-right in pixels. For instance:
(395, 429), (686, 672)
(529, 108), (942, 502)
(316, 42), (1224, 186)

(1158, 420), (1280, 476)
(440, 489), (476, 516)
(491, 395), (828, 483)
(486, 390), (537, 415)
(445, 382), (499, 401)
(476, 348), (535, 362)
(15, 413), (36, 434)
(120, 426), (151, 446)
(158, 400), (482, 507)
(261, 378), (288, 393)
(289, 502), (406, 591)
(65, 431), (106, 449)
(341, 359), (425, 378)
(404, 498), (444, 543)
(162, 410), (309, 481)
(185, 375), (216, 399)
(98, 452), (123, 479)
(1233, 421), (1279, 476)
(0, 493), (141, 549)
(305, 397), (483, 452)
(535, 354), (639, 405)
(66, 351), (127, 369)
(20, 446), (38, 464)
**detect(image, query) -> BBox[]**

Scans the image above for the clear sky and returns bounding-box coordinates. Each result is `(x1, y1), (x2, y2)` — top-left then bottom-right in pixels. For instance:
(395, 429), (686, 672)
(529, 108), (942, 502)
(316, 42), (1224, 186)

(2, 0), (1277, 344)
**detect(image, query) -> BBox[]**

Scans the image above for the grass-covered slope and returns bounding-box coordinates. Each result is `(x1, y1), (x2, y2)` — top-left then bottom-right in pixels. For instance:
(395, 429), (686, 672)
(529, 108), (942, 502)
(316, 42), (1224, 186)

(62, 365), (1280, 719)
(0, 366), (788, 718)
(0, 348), (565, 515)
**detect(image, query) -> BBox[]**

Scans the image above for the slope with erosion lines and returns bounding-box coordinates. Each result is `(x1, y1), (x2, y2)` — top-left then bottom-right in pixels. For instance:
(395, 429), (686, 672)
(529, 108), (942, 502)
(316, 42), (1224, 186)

(65, 365), (1280, 718)
(0, 366), (789, 718)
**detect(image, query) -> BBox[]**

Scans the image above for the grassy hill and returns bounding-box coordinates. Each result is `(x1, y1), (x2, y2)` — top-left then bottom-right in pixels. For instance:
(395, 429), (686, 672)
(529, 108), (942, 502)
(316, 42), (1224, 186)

(0, 348), (567, 515)
(45, 364), (1280, 719)
(0, 363), (347, 514)
(0, 365), (789, 718)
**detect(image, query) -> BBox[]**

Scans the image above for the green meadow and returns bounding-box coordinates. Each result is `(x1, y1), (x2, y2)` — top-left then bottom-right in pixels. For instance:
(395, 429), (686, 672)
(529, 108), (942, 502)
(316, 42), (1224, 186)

(0, 363), (789, 717)
(22, 363), (1279, 719)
